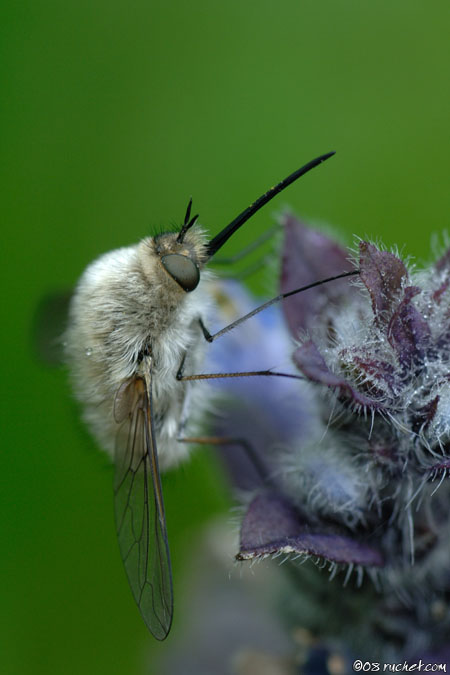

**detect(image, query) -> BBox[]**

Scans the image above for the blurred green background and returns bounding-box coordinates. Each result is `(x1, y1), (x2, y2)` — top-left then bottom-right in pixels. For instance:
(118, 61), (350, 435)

(2, 1), (449, 673)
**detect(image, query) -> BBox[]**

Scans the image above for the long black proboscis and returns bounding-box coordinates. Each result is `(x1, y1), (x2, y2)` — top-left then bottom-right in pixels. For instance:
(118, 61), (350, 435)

(205, 151), (335, 259)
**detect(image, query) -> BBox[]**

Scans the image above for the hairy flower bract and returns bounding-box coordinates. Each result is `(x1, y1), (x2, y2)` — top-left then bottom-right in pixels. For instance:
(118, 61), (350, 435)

(209, 214), (450, 666)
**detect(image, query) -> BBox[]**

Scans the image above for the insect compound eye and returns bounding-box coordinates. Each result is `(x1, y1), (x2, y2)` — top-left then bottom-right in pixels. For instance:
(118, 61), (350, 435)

(161, 254), (200, 292)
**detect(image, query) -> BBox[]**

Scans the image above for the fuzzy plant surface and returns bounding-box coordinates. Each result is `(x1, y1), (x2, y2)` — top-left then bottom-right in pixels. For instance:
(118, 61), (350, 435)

(207, 214), (450, 671)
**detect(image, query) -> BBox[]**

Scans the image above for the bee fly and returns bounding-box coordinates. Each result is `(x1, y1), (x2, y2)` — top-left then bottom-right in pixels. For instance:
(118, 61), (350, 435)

(65, 151), (357, 639)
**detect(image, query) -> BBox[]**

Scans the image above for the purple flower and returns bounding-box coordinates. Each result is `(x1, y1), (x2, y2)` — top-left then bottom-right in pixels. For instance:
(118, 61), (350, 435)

(206, 278), (315, 490)
(210, 215), (450, 663)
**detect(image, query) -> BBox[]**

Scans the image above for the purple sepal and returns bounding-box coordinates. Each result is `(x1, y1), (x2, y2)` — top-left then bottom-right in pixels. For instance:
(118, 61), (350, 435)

(280, 214), (355, 338)
(433, 248), (450, 302)
(425, 458), (450, 479)
(411, 395), (439, 433)
(435, 247), (450, 272)
(387, 286), (431, 367)
(359, 242), (408, 319)
(238, 493), (384, 567)
(350, 354), (397, 394)
(293, 340), (384, 409)
(432, 278), (449, 303)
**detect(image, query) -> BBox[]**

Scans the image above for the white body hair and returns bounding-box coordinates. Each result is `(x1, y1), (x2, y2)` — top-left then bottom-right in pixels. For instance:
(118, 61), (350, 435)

(65, 229), (214, 471)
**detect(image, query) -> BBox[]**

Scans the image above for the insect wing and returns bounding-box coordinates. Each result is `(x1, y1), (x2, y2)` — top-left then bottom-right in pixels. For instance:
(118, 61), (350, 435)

(113, 364), (173, 640)
(33, 290), (72, 365)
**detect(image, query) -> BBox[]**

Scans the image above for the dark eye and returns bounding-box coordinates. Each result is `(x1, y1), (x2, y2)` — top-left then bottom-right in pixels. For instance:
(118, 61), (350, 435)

(161, 254), (200, 292)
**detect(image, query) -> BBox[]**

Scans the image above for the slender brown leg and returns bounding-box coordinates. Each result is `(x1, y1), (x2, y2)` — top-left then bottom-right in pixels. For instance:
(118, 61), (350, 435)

(176, 351), (304, 383)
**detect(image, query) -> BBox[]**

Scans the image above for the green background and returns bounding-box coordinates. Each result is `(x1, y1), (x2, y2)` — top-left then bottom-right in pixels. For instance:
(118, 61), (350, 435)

(2, 1), (449, 673)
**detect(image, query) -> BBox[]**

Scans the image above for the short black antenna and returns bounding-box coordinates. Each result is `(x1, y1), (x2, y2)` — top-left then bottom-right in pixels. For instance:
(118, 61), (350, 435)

(177, 197), (199, 243)
(206, 151), (335, 259)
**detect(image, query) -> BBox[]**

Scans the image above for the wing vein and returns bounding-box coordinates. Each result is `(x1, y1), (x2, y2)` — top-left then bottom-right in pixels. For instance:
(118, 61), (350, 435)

(113, 358), (174, 640)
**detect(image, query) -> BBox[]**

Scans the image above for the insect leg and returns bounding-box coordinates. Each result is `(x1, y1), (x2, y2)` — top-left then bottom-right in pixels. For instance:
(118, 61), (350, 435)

(177, 369), (304, 382)
(175, 358), (290, 486)
(176, 352), (304, 383)
(176, 362), (303, 480)
(199, 269), (359, 344)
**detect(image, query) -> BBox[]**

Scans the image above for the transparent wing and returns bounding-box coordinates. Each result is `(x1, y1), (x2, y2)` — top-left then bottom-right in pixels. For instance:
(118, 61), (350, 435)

(113, 359), (173, 640)
(33, 290), (72, 365)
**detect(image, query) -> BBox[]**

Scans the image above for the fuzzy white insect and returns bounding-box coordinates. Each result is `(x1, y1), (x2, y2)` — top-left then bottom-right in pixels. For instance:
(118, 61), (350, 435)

(64, 151), (353, 640)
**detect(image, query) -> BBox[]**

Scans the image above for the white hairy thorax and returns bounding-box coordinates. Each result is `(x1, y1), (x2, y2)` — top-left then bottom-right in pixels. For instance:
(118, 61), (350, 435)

(65, 226), (214, 471)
